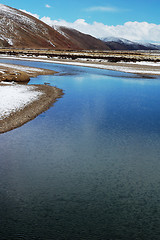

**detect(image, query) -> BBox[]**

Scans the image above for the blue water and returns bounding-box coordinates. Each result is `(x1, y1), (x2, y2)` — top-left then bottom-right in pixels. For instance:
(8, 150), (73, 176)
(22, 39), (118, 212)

(1, 59), (160, 240)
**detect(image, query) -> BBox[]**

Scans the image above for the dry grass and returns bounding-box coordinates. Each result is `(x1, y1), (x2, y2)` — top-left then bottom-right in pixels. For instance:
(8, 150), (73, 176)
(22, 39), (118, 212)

(0, 64), (57, 83)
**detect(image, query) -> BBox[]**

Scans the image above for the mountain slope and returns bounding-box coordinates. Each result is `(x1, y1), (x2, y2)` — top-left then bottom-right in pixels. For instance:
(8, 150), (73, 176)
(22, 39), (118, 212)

(54, 26), (110, 50)
(0, 4), (109, 50)
(0, 4), (70, 49)
(102, 37), (160, 50)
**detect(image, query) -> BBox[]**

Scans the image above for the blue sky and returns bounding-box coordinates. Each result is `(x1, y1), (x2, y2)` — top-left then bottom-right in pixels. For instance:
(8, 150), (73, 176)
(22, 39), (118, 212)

(1, 0), (159, 25)
(1, 0), (160, 42)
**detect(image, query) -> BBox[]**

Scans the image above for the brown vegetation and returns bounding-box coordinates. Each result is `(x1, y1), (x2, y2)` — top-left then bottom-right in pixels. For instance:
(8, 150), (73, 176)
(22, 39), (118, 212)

(0, 48), (160, 62)
(0, 64), (57, 83)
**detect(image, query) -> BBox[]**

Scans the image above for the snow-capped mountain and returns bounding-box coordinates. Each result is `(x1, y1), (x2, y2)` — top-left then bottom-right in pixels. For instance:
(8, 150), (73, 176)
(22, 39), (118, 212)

(102, 37), (160, 50)
(0, 4), (108, 50)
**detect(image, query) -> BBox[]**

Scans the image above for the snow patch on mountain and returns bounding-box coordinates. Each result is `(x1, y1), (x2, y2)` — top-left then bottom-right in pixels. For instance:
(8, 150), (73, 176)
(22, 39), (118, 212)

(0, 4), (49, 37)
(0, 4), (109, 50)
(102, 37), (135, 45)
(102, 36), (160, 50)
(54, 25), (69, 39)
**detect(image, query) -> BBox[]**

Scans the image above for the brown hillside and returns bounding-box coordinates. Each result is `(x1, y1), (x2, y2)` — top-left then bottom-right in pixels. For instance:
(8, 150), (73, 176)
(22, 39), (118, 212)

(0, 4), (110, 50)
(54, 26), (110, 50)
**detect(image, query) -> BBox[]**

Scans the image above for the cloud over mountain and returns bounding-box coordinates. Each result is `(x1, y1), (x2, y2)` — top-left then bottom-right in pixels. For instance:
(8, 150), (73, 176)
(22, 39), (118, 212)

(20, 9), (160, 43)
(0, 4), (108, 50)
(41, 18), (160, 43)
(20, 9), (40, 19)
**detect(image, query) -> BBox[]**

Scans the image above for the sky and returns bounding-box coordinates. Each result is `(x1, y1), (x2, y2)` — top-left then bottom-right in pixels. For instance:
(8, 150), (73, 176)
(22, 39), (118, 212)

(1, 0), (160, 42)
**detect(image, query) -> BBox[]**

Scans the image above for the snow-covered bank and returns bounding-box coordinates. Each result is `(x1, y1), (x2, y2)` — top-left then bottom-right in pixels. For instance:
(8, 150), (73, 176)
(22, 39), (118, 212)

(0, 84), (43, 120)
(0, 61), (63, 133)
(0, 83), (63, 134)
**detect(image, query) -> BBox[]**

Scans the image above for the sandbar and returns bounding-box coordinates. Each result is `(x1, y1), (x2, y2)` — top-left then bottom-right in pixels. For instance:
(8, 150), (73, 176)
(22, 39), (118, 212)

(0, 83), (63, 134)
(0, 63), (63, 134)
(0, 62), (57, 82)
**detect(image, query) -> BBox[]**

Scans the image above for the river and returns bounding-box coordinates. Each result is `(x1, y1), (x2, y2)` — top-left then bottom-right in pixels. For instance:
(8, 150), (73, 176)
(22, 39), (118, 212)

(0, 59), (160, 240)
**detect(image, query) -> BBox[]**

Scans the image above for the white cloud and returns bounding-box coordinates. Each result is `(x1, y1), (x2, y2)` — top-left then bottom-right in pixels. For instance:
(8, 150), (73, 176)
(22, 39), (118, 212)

(41, 16), (55, 26)
(19, 9), (160, 43)
(85, 6), (118, 12)
(20, 9), (40, 19)
(41, 17), (160, 43)
(45, 4), (51, 8)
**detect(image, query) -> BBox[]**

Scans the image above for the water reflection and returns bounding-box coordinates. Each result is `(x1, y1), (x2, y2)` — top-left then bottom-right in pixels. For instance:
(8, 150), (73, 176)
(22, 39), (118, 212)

(0, 59), (160, 239)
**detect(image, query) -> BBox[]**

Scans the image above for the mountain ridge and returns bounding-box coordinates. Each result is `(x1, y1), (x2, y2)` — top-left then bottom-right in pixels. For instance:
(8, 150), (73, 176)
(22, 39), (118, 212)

(0, 4), (108, 50)
(54, 26), (110, 51)
(101, 37), (160, 51)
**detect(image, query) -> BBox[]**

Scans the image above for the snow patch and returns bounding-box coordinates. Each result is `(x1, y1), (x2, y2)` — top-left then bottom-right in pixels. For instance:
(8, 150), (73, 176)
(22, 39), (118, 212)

(0, 35), (13, 46)
(0, 4), (48, 36)
(7, 38), (13, 45)
(54, 25), (69, 39)
(126, 61), (160, 67)
(0, 85), (43, 120)
(102, 37), (135, 45)
(48, 40), (55, 47)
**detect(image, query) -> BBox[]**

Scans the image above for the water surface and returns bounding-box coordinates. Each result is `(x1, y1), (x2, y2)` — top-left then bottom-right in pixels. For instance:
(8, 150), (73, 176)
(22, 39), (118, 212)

(0, 59), (160, 239)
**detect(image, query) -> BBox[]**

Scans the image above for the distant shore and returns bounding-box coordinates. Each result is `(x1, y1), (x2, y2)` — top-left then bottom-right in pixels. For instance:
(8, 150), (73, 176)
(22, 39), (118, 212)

(1, 54), (160, 76)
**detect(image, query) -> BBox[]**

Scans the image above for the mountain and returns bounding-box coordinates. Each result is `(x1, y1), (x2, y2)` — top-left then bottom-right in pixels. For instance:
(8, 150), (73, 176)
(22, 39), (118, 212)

(53, 26), (110, 51)
(0, 4), (67, 49)
(102, 37), (160, 50)
(0, 4), (109, 50)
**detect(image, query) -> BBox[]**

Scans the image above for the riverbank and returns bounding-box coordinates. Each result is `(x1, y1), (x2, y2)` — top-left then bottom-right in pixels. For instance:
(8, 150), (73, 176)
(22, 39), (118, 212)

(0, 62), (63, 133)
(0, 62), (57, 82)
(1, 55), (160, 76)
(1, 51), (160, 133)
(0, 83), (63, 134)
